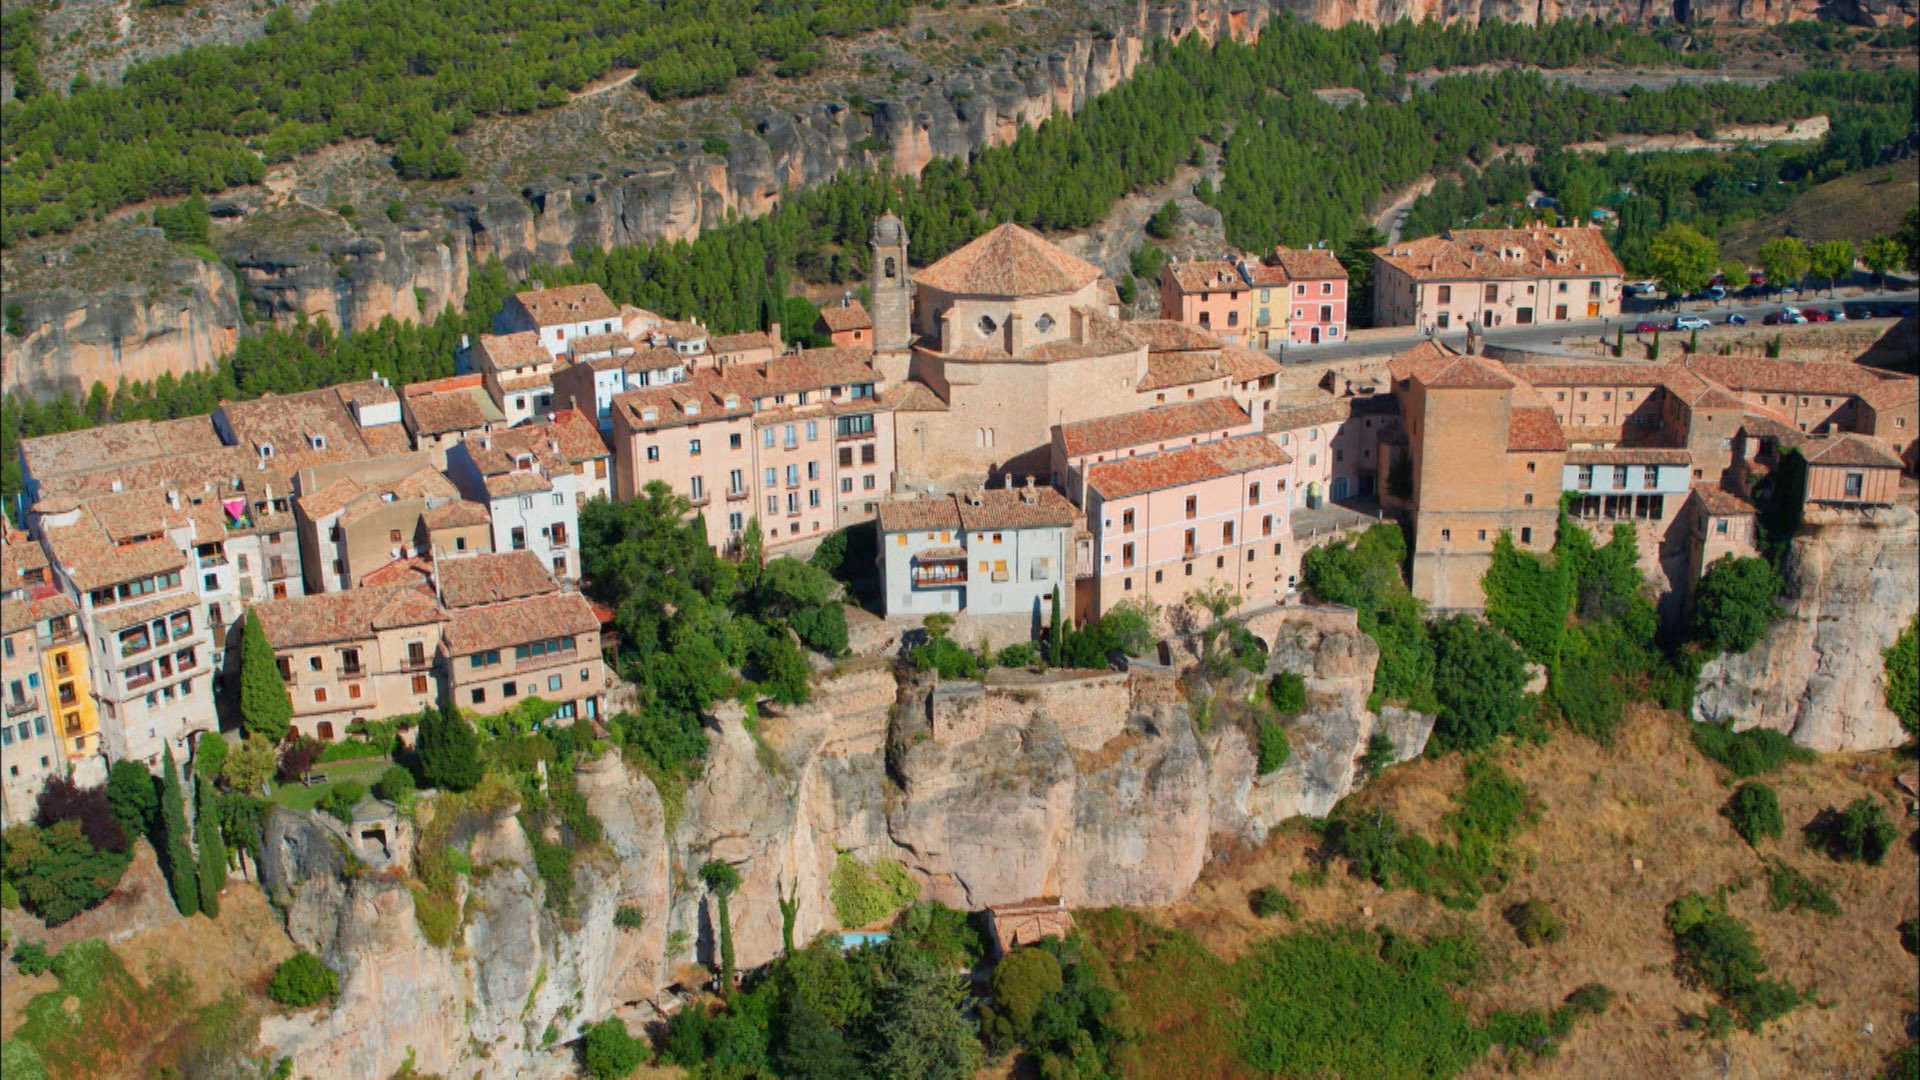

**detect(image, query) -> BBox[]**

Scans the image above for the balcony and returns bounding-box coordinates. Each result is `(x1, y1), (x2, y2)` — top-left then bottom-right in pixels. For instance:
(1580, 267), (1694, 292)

(199, 553), (229, 569)
(5, 696), (36, 717)
(726, 488), (749, 502)
(910, 553), (968, 588)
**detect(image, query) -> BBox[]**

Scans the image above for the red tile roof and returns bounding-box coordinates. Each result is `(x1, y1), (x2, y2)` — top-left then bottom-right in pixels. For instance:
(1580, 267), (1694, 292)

(1691, 483), (1756, 516)
(444, 591), (600, 656)
(1221, 343), (1281, 383)
(1507, 406), (1568, 453)
(436, 550), (557, 609)
(253, 583), (446, 648)
(1086, 435), (1290, 500)
(1058, 397), (1252, 457)
(1564, 448), (1691, 465)
(1164, 260), (1249, 294)
(877, 486), (1078, 533)
(1128, 320), (1224, 354)
(1265, 245), (1349, 281)
(514, 284), (619, 326)
(817, 299), (872, 332)
(1805, 433), (1903, 469)
(474, 332), (549, 372)
(914, 223), (1104, 297)
(1373, 225), (1624, 282)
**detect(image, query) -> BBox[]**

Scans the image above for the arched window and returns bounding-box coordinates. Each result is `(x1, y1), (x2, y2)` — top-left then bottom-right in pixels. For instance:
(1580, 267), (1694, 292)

(884, 257), (897, 279)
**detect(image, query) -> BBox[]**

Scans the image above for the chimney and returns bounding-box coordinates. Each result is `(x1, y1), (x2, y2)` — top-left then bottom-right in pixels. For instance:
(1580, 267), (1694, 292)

(842, 291), (853, 307)
(768, 321), (782, 350)
(166, 489), (180, 510)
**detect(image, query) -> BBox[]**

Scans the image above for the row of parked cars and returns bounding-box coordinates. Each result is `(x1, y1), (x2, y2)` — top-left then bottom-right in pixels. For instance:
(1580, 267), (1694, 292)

(1631, 301), (1900, 333)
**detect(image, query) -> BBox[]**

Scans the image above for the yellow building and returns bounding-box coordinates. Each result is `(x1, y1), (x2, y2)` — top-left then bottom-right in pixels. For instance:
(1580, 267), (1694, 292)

(2, 532), (102, 821)
(39, 597), (100, 765)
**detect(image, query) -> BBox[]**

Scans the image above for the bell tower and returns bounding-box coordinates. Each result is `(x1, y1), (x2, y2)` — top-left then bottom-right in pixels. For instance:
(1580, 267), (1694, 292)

(869, 212), (912, 374)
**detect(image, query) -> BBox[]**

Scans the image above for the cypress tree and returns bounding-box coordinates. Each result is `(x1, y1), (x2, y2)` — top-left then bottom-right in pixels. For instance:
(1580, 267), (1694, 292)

(699, 860), (741, 994)
(194, 778), (227, 917)
(418, 699), (483, 792)
(158, 748), (200, 916)
(238, 610), (292, 744)
(1048, 585), (1065, 666)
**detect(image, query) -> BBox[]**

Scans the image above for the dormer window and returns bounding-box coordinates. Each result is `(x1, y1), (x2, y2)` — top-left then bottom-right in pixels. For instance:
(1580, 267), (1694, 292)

(307, 433), (327, 451)
(258, 443), (274, 458)
(641, 407), (659, 422)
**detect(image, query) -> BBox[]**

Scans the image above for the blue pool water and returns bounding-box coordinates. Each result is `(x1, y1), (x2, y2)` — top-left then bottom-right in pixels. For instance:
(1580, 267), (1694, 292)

(839, 931), (891, 949)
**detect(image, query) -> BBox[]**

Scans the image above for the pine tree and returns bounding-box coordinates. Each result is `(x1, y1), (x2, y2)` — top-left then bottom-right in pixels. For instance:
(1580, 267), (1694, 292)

(158, 748), (200, 916)
(238, 610), (292, 744)
(418, 699), (483, 792)
(194, 778), (227, 917)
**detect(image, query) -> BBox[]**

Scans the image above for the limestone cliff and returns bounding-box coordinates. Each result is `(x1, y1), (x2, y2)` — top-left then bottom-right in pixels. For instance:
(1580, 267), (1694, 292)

(1693, 501), (1920, 751)
(254, 615), (1427, 1079)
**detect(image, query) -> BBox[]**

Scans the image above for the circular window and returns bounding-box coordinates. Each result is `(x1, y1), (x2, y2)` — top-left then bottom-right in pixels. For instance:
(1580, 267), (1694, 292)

(1034, 313), (1055, 334)
(977, 315), (998, 336)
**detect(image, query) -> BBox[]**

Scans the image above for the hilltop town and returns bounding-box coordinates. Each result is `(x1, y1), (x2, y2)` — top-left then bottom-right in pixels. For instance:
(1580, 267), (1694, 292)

(2, 207), (1916, 1080)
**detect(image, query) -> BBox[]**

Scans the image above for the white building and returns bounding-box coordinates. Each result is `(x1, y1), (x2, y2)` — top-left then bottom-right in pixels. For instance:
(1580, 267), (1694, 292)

(445, 424), (590, 581)
(876, 484), (1076, 621)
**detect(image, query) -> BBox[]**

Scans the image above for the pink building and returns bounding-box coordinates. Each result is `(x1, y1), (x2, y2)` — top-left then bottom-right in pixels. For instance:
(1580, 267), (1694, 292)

(1081, 435), (1295, 616)
(608, 347), (896, 552)
(1158, 260), (1252, 343)
(1051, 397), (1258, 506)
(1263, 246), (1349, 346)
(1263, 396), (1398, 508)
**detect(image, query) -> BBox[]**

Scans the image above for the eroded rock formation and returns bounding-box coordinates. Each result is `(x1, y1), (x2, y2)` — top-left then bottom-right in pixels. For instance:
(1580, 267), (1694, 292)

(254, 611), (1428, 1079)
(1693, 501), (1919, 751)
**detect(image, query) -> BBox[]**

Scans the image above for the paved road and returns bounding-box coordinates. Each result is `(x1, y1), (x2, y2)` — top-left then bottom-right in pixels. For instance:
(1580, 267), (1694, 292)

(1269, 287), (1919, 366)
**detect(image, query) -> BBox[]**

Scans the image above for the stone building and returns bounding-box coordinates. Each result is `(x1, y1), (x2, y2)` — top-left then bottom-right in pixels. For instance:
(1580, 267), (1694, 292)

(1371, 225), (1624, 331)
(252, 582), (448, 741)
(438, 551), (607, 725)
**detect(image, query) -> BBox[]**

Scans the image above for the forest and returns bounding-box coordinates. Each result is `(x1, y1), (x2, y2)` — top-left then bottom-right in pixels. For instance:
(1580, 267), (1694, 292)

(5, 20), (1917, 501)
(0, 0), (909, 243)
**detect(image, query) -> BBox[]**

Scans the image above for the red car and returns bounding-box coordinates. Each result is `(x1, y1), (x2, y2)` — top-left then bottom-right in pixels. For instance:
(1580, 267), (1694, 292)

(1805, 308), (1832, 323)
(1633, 320), (1662, 333)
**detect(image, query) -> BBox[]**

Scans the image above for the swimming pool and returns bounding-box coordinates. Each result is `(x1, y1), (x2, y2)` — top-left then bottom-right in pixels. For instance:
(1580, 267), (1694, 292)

(839, 931), (891, 949)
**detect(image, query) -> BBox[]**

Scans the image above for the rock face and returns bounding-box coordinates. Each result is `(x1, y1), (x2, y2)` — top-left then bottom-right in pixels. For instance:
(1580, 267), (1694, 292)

(255, 616), (1427, 1079)
(10, 0), (1908, 394)
(1693, 502), (1920, 751)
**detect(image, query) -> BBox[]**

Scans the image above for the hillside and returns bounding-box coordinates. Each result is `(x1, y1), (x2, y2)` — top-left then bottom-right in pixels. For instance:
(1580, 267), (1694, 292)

(1720, 156), (1920, 261)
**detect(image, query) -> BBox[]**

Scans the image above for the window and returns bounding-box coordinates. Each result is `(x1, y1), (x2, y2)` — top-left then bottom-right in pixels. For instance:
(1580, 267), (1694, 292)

(1248, 482), (1260, 503)
(1521, 527), (1533, 544)
(1844, 472), (1864, 497)
(1122, 509), (1135, 533)
(842, 477), (854, 493)
(839, 446), (854, 468)
(1184, 496), (1197, 519)
(689, 439), (702, 456)
(1714, 519), (1729, 534)
(1613, 465), (1629, 488)
(314, 687), (327, 703)
(503, 681), (517, 699)
(646, 445), (660, 462)
(471, 688), (486, 705)
(689, 476), (705, 501)
(730, 433), (743, 449)
(1642, 467), (1658, 490)
(1227, 311), (1239, 327)
(762, 428), (775, 448)
(1524, 493), (1535, 506)
(978, 315), (997, 335)
(861, 444), (876, 465)
(785, 464), (799, 487)
(807, 461), (819, 480)
(511, 527), (526, 550)
(1441, 529), (1451, 541)
(1121, 542), (1135, 568)
(783, 425), (798, 449)
(412, 674), (430, 694)
(1262, 514), (1273, 536)
(549, 675), (563, 692)
(1478, 530), (1487, 541)
(1437, 285), (1452, 303)
(730, 469), (745, 495)
(808, 490), (821, 508)
(864, 475), (876, 490)
(806, 421), (818, 441)
(1483, 284), (1497, 302)
(729, 512), (744, 532)
(1183, 528), (1196, 555)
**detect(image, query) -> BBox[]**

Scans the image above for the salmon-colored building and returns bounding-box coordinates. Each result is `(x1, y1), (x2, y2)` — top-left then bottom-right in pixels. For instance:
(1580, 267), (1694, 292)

(1159, 260), (1252, 343)
(1371, 226), (1624, 331)
(815, 296), (874, 351)
(1249, 245), (1349, 347)
(253, 582), (448, 741)
(1083, 435), (1296, 616)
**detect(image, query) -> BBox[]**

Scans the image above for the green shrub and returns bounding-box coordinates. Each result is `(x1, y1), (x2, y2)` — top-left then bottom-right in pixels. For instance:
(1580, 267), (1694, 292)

(830, 853), (919, 928)
(909, 635), (982, 680)
(267, 951), (339, 1008)
(11, 940), (53, 975)
(1248, 886), (1298, 920)
(1899, 918), (1918, 957)
(1255, 719), (1291, 775)
(1563, 982), (1615, 1017)
(980, 946), (1063, 1050)
(411, 886), (460, 948)
(1665, 891), (1800, 1032)
(1763, 859), (1839, 917)
(1325, 761), (1534, 911)
(1806, 797), (1899, 866)
(374, 765), (415, 802)
(1691, 556), (1784, 653)
(1690, 723), (1813, 777)
(1, 820), (130, 925)
(995, 641), (1039, 668)
(1359, 732), (1396, 779)
(1482, 532), (1567, 665)
(1725, 782), (1783, 845)
(322, 781), (367, 823)
(613, 905), (645, 930)
(1886, 617), (1918, 735)
(1267, 671), (1307, 714)
(582, 1017), (650, 1080)
(1428, 615), (1529, 753)
(1504, 899), (1565, 946)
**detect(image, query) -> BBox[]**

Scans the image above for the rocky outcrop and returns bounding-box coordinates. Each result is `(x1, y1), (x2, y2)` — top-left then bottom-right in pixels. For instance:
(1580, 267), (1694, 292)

(1693, 502), (1920, 751)
(255, 614), (1426, 1079)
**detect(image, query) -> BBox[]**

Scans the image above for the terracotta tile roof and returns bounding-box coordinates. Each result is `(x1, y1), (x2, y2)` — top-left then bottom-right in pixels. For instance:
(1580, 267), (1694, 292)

(1373, 225), (1624, 282)
(254, 582), (446, 649)
(333, 379), (401, 412)
(91, 591), (198, 633)
(514, 284), (618, 326)
(1266, 245), (1348, 281)
(1688, 355), (1917, 405)
(568, 332), (633, 358)
(876, 496), (961, 534)
(649, 319), (706, 344)
(2, 592), (72, 636)
(1087, 435), (1291, 500)
(444, 591), (599, 656)
(2, 530), (51, 582)
(1058, 398), (1251, 457)
(497, 372), (553, 394)
(19, 417), (223, 487)
(545, 409), (610, 463)
(38, 496), (194, 590)
(1128, 317), (1221, 351)
(914, 223), (1104, 297)
(1857, 377), (1916, 412)
(710, 329), (782, 355)
(1425, 354), (1517, 390)
(219, 387), (399, 473)
(1137, 349), (1234, 392)
(1805, 433), (1903, 469)
(359, 556), (434, 588)
(405, 384), (503, 436)
(474, 332), (549, 372)
(1564, 447), (1691, 465)
(296, 476), (365, 521)
(1220, 343), (1280, 383)
(817, 299), (872, 332)
(718, 347), (877, 400)
(1737, 413), (1803, 442)
(1243, 262), (1290, 287)
(1691, 483), (1756, 516)
(1506, 362), (1675, 388)
(1165, 260), (1249, 294)
(1264, 399), (1352, 432)
(612, 379), (753, 432)
(955, 485), (1078, 530)
(436, 550), (557, 609)
(421, 500), (492, 530)
(1386, 340), (1461, 384)
(1507, 406), (1568, 453)
(888, 381), (950, 413)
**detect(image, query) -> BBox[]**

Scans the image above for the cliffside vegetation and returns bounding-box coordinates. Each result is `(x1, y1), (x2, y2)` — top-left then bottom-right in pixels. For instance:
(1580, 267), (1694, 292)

(0, 0), (911, 243)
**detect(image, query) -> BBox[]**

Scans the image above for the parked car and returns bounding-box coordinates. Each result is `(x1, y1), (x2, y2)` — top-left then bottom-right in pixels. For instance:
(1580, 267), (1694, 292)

(1737, 285), (1767, 300)
(1748, 271), (1767, 285)
(1672, 316), (1711, 331)
(1725, 313), (1747, 326)
(1633, 320), (1663, 333)
(1805, 308), (1832, 323)
(1827, 307), (1847, 321)
(1704, 285), (1727, 301)
(1627, 280), (1660, 295)
(1764, 308), (1807, 325)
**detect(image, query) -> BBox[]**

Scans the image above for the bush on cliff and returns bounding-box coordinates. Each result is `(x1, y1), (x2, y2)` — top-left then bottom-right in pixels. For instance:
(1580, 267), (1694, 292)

(267, 951), (339, 1009)
(1886, 617), (1918, 735)
(1691, 556), (1784, 655)
(1724, 782), (1783, 846)
(830, 853), (920, 929)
